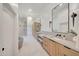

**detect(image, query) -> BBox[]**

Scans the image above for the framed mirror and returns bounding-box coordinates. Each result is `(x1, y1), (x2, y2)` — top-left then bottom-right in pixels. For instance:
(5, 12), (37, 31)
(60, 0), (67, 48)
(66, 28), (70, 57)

(52, 3), (69, 33)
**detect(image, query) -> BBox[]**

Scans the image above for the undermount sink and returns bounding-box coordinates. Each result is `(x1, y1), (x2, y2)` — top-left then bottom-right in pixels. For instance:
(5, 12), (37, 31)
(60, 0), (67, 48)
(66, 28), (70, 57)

(65, 33), (76, 42)
(54, 33), (76, 42)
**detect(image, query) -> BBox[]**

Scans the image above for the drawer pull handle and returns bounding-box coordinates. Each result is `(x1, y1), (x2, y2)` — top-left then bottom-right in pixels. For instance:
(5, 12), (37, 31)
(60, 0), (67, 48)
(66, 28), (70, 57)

(64, 46), (71, 49)
(64, 54), (67, 56)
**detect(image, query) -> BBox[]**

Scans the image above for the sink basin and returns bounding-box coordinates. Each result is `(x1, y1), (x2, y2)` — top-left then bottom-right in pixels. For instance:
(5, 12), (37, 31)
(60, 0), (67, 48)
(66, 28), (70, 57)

(64, 33), (76, 42)
(53, 33), (76, 42)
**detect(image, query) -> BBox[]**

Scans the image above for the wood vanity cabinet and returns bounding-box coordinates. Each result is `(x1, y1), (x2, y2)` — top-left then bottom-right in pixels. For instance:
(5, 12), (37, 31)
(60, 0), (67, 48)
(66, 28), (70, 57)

(42, 37), (65, 56)
(42, 36), (79, 56)
(32, 22), (41, 37)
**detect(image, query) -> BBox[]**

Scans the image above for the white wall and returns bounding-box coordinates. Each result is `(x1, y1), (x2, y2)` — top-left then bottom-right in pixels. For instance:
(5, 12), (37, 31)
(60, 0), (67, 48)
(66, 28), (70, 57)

(41, 13), (52, 32)
(12, 6), (18, 56)
(40, 3), (79, 34)
(40, 4), (58, 32)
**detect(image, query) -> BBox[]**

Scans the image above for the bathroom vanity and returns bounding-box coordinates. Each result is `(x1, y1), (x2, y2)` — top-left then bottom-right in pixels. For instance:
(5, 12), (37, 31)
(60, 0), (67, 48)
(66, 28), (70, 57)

(34, 3), (79, 56)
(37, 32), (79, 56)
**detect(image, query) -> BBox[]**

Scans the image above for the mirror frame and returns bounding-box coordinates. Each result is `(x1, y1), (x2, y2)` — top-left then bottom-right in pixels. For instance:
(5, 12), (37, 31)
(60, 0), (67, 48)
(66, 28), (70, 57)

(52, 3), (70, 33)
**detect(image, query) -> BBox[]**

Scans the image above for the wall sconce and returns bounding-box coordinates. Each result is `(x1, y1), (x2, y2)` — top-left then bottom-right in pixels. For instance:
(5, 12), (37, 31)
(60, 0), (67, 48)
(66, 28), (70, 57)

(71, 12), (77, 27)
(49, 21), (52, 28)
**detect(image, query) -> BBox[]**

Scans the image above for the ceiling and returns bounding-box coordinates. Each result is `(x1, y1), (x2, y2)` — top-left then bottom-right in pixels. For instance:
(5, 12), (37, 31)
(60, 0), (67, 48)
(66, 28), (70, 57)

(18, 3), (57, 17)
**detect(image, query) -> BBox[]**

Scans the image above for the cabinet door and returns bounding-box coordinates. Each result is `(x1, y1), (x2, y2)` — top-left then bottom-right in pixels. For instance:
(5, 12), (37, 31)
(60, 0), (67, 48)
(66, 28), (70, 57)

(55, 43), (59, 56)
(63, 46), (79, 56)
(55, 43), (64, 56)
(0, 4), (3, 56)
(49, 44), (56, 56)
(43, 40), (48, 52)
(42, 37), (49, 52)
(49, 40), (56, 56)
(42, 37), (56, 56)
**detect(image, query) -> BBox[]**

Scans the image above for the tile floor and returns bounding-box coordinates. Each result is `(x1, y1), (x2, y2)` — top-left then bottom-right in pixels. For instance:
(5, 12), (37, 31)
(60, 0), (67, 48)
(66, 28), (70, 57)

(18, 21), (48, 56)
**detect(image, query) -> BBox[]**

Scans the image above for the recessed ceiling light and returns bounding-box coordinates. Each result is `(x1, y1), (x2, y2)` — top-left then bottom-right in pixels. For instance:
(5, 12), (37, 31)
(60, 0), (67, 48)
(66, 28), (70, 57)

(28, 8), (32, 12)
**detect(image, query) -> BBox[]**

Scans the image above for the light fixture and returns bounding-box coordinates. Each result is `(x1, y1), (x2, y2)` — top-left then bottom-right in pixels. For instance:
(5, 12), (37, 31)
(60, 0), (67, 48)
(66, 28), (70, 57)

(28, 8), (32, 12)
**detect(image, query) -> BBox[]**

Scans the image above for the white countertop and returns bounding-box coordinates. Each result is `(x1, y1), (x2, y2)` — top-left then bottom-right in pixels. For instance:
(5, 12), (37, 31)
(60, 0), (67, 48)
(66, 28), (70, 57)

(37, 31), (79, 52)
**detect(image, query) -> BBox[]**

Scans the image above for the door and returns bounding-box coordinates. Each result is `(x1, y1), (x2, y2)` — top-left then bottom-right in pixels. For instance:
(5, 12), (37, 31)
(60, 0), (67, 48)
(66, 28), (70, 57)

(0, 3), (18, 56)
(0, 3), (3, 55)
